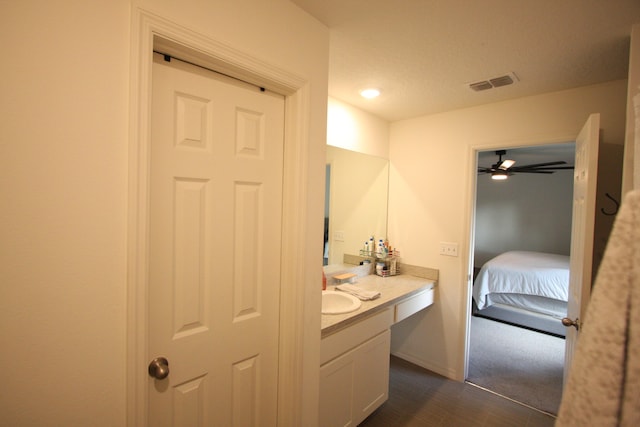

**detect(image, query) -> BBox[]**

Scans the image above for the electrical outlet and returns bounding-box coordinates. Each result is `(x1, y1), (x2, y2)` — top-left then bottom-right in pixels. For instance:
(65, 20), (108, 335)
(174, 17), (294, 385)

(439, 242), (458, 257)
(333, 230), (345, 242)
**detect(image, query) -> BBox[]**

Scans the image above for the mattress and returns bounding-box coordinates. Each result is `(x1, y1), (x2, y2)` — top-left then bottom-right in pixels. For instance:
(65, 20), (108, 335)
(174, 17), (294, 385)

(472, 251), (570, 336)
(473, 251), (570, 311)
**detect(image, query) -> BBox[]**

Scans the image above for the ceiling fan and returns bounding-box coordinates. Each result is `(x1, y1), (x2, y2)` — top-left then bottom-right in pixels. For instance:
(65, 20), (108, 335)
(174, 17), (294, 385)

(478, 149), (574, 180)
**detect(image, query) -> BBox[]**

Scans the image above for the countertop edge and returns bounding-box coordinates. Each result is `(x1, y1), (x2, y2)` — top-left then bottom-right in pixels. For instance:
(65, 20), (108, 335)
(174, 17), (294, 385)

(321, 278), (435, 338)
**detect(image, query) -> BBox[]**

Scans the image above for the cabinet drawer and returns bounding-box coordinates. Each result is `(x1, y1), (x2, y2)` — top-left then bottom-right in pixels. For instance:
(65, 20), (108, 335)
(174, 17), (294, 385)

(394, 288), (434, 323)
(321, 307), (393, 365)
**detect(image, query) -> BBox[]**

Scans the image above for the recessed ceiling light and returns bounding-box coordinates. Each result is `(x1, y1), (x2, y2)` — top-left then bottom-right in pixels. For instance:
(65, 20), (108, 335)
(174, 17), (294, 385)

(360, 88), (381, 99)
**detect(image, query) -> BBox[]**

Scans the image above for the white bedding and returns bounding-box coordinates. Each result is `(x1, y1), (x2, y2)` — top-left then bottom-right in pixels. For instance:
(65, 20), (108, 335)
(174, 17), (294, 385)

(473, 251), (570, 310)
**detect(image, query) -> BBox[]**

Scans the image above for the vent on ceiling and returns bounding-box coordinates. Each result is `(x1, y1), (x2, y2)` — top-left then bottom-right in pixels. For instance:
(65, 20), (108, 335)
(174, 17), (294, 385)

(469, 72), (519, 92)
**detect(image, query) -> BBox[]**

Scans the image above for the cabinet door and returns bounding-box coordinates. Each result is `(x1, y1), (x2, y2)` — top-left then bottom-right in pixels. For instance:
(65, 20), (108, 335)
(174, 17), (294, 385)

(319, 352), (355, 427)
(353, 330), (390, 425)
(319, 330), (391, 427)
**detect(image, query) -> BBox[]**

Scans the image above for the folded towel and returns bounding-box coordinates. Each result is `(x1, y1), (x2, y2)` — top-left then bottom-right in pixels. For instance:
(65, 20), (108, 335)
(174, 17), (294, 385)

(336, 284), (381, 301)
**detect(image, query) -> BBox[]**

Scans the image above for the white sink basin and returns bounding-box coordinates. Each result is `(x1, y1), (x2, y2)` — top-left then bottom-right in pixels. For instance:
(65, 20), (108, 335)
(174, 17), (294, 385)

(322, 290), (362, 314)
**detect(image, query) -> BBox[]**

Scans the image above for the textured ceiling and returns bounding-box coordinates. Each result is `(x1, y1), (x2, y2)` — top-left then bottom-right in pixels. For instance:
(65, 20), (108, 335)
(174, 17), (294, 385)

(291, 0), (640, 122)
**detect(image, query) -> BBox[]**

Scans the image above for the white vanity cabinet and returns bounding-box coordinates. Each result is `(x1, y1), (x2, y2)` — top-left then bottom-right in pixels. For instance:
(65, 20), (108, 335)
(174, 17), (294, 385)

(319, 274), (436, 427)
(319, 308), (393, 427)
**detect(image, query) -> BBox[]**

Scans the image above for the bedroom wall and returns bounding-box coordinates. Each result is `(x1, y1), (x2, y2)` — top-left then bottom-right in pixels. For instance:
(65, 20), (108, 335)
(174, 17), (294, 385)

(474, 167), (574, 267)
(388, 79), (627, 381)
(593, 142), (625, 273)
(0, 1), (328, 425)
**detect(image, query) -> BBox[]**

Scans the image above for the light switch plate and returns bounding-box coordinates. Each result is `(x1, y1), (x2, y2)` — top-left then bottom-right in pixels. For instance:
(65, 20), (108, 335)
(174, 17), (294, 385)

(439, 242), (458, 257)
(333, 230), (345, 242)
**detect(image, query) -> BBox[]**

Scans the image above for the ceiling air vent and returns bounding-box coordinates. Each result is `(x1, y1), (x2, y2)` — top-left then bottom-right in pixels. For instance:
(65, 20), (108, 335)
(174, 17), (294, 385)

(469, 81), (493, 92)
(489, 75), (514, 87)
(469, 72), (518, 92)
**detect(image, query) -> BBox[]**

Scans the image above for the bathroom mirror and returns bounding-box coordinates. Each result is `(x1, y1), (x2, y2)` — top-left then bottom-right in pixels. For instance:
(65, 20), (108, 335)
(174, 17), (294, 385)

(324, 146), (389, 265)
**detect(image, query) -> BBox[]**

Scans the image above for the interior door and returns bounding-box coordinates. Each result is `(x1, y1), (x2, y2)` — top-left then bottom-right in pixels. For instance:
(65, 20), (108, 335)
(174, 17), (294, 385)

(564, 113), (600, 384)
(148, 53), (285, 426)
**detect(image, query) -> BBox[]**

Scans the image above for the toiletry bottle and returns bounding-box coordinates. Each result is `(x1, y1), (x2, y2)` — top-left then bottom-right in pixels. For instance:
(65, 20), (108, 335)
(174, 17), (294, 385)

(376, 262), (384, 276)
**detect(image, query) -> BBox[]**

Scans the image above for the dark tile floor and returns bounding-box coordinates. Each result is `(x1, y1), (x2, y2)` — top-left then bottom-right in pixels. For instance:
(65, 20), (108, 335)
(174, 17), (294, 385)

(359, 356), (556, 427)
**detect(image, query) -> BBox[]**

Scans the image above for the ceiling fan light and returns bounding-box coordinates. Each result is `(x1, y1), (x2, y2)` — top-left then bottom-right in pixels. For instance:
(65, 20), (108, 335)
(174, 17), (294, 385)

(491, 170), (508, 180)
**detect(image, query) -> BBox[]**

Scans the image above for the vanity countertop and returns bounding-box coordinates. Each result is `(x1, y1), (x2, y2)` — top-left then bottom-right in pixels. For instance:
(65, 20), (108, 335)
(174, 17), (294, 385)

(321, 274), (435, 337)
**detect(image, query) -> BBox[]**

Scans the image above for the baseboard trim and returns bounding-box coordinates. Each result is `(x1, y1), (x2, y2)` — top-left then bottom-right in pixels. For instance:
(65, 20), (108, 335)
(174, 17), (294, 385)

(391, 351), (458, 380)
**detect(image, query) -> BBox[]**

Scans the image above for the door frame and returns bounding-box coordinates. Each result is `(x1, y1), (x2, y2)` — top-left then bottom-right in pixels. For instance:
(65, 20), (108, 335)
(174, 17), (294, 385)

(127, 8), (311, 426)
(461, 134), (578, 380)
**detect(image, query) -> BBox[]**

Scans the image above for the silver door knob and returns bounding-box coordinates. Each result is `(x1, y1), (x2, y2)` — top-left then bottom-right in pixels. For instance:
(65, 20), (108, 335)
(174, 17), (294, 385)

(148, 357), (170, 380)
(561, 317), (580, 331)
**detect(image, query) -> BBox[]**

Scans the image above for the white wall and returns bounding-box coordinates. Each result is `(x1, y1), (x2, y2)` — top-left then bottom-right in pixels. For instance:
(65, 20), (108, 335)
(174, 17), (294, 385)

(327, 97), (390, 158)
(388, 80), (627, 380)
(0, 1), (328, 425)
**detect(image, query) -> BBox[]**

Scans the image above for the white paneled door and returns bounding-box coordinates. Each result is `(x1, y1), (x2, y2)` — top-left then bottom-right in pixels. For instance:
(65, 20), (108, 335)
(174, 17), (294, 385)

(564, 113), (600, 385)
(148, 53), (285, 426)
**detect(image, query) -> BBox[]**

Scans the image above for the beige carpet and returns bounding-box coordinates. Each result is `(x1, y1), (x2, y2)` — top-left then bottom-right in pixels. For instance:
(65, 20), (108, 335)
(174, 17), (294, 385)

(467, 315), (565, 415)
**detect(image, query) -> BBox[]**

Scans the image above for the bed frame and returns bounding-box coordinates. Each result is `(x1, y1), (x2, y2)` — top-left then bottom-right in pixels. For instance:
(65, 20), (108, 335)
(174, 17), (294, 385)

(472, 300), (566, 337)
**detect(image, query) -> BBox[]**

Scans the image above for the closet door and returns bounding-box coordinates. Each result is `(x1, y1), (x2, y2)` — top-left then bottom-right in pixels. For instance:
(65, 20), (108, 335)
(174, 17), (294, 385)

(148, 53), (285, 426)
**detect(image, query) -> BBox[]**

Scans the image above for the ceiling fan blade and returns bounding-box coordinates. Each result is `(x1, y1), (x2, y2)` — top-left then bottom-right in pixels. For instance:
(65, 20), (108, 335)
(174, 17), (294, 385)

(511, 160), (567, 170)
(515, 166), (574, 173)
(480, 151), (574, 177)
(514, 169), (555, 174)
(522, 166), (575, 171)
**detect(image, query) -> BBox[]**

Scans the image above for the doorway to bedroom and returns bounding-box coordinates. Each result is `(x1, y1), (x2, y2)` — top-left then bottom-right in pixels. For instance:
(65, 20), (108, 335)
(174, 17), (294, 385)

(466, 143), (575, 415)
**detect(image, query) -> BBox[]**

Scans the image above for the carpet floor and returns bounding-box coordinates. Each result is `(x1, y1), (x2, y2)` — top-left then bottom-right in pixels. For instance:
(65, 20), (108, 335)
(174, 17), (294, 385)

(467, 315), (565, 415)
(360, 356), (556, 427)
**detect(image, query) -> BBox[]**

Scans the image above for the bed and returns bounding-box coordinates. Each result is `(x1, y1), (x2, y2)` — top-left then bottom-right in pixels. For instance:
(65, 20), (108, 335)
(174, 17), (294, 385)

(472, 250), (569, 337)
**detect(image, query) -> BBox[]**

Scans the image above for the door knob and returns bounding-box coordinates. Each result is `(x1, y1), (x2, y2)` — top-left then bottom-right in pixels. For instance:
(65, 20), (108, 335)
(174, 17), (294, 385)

(148, 357), (170, 380)
(561, 317), (580, 331)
